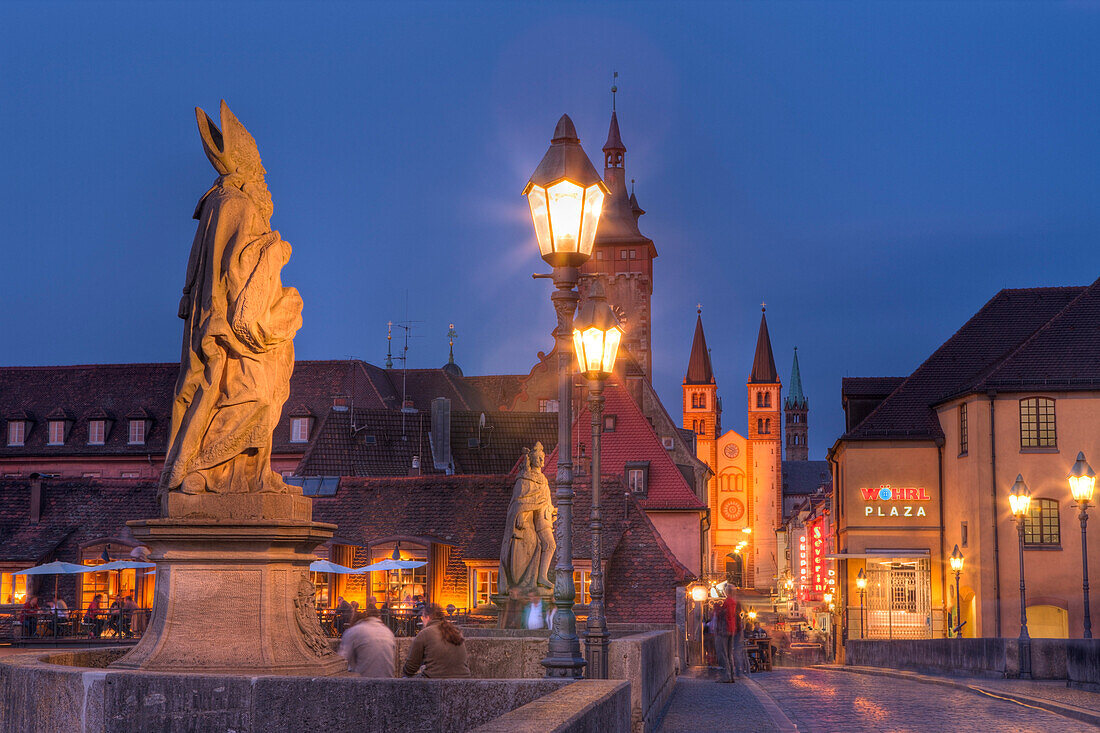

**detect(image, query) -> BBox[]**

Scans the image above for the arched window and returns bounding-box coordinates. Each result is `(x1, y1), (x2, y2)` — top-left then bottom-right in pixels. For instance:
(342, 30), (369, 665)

(1019, 397), (1056, 448)
(698, 393), (706, 409)
(764, 419), (771, 434)
(763, 392), (771, 408)
(1023, 498), (1060, 546)
(757, 419), (763, 434)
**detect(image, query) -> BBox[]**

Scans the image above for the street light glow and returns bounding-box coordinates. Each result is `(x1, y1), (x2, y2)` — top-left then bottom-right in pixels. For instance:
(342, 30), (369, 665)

(1008, 474), (1031, 518)
(949, 545), (964, 573)
(1069, 452), (1096, 506)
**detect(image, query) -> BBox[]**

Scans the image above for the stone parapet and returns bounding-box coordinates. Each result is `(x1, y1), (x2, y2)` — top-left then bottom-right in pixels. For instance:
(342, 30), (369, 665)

(0, 648), (578, 733)
(469, 680), (631, 733)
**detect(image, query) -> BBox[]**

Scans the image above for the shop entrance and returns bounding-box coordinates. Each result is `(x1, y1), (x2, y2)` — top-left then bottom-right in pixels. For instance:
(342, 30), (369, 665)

(865, 558), (932, 639)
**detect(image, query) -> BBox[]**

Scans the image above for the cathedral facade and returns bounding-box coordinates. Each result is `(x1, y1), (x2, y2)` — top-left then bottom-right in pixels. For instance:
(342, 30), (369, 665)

(683, 308), (786, 592)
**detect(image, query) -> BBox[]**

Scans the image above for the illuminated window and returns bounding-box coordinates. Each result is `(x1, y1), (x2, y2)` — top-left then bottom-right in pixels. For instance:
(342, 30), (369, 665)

(290, 417), (311, 443)
(573, 569), (591, 605)
(958, 403), (968, 456)
(128, 419), (145, 445)
(48, 421), (65, 445)
(0, 573), (27, 604)
(1024, 499), (1060, 546)
(310, 571), (331, 607)
(1019, 397), (1056, 448)
(88, 420), (105, 445)
(7, 421), (25, 447)
(472, 568), (498, 607)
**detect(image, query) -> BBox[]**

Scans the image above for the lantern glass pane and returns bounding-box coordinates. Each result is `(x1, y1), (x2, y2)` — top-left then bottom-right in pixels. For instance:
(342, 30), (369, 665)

(581, 327), (605, 373)
(572, 329), (585, 371)
(601, 326), (622, 374)
(526, 185), (552, 258)
(1071, 475), (1096, 504)
(547, 180), (584, 254)
(578, 184), (605, 258)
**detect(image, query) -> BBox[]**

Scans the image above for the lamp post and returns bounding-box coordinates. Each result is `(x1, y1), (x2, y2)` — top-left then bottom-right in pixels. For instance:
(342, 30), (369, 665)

(525, 114), (608, 679)
(1069, 452), (1096, 639)
(572, 279), (622, 679)
(1008, 473), (1032, 678)
(855, 568), (867, 640)
(690, 583), (708, 666)
(949, 545), (964, 639)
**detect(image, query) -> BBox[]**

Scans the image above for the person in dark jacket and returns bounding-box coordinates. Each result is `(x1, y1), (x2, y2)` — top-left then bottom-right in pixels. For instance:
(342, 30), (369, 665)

(402, 604), (471, 678)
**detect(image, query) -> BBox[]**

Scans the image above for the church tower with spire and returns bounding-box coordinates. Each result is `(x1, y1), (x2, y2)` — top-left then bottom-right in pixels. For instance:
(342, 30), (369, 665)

(683, 309), (721, 494)
(746, 307), (782, 591)
(578, 89), (658, 377)
(784, 348), (808, 460)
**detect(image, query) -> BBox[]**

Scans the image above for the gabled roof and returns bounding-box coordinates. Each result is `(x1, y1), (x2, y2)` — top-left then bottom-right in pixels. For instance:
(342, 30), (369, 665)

(545, 381), (705, 511)
(749, 309), (778, 384)
(684, 312), (715, 385)
(784, 348), (806, 409)
(846, 285), (1089, 440)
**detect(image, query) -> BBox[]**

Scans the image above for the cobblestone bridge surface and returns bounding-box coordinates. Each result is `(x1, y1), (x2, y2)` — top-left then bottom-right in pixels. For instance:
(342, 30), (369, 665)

(657, 667), (1099, 732)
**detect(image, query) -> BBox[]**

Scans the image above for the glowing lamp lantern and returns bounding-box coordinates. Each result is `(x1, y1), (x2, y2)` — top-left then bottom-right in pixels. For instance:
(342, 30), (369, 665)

(1008, 474), (1032, 518)
(1069, 452), (1096, 507)
(855, 568), (867, 591)
(523, 115), (609, 269)
(689, 584), (708, 603)
(823, 593), (833, 605)
(949, 545), (964, 574)
(572, 280), (623, 381)
(747, 609), (757, 621)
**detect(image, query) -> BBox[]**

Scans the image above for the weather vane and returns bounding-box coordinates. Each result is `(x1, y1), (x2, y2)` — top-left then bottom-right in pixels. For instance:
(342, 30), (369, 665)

(447, 323), (458, 365)
(385, 321), (394, 368)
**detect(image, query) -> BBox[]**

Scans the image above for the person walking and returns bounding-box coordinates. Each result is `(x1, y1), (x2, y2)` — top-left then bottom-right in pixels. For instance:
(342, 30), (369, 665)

(338, 608), (397, 677)
(721, 586), (745, 682)
(402, 604), (471, 678)
(334, 596), (352, 635)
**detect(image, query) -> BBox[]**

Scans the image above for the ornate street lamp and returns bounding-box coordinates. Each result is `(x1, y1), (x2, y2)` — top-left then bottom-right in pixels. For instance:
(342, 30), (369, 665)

(855, 568), (867, 639)
(949, 545), (964, 639)
(1069, 452), (1096, 639)
(572, 279), (622, 679)
(1008, 472), (1032, 678)
(526, 114), (608, 679)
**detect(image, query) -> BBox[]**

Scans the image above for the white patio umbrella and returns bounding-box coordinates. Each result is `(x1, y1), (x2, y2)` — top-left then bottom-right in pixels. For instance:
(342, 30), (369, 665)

(94, 560), (155, 572)
(14, 561), (94, 603)
(358, 559), (427, 572)
(309, 560), (361, 574)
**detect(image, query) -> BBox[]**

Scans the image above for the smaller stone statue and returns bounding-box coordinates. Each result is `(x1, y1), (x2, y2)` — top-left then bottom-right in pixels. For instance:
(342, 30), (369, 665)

(499, 442), (557, 596)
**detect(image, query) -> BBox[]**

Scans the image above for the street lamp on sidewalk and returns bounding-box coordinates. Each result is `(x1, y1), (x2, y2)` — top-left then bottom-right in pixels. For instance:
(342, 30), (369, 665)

(949, 545), (964, 639)
(1068, 452), (1096, 639)
(572, 279), (622, 679)
(525, 114), (609, 679)
(1008, 474), (1032, 644)
(855, 568), (867, 640)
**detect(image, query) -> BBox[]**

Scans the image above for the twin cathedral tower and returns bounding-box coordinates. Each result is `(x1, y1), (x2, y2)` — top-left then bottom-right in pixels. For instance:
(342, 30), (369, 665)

(576, 102), (812, 588)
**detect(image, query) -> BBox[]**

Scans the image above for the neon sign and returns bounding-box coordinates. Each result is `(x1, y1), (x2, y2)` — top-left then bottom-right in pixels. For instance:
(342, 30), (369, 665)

(861, 485), (930, 517)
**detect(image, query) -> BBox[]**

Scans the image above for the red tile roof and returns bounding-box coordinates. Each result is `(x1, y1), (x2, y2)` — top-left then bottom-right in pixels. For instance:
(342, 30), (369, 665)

(545, 381), (705, 512)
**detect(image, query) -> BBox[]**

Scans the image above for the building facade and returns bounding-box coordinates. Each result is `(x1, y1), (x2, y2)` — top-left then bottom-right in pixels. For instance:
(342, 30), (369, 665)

(830, 282), (1100, 645)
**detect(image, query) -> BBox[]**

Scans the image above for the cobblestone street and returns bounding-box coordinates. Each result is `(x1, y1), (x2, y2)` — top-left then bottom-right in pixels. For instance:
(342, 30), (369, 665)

(657, 667), (1100, 732)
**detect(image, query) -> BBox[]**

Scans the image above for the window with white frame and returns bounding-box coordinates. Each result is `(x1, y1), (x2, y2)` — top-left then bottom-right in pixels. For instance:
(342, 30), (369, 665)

(290, 417), (311, 443)
(88, 420), (105, 445)
(6, 421), (25, 446)
(626, 461), (649, 495)
(470, 567), (498, 607)
(538, 399), (559, 413)
(48, 420), (65, 445)
(573, 569), (591, 605)
(128, 419), (146, 445)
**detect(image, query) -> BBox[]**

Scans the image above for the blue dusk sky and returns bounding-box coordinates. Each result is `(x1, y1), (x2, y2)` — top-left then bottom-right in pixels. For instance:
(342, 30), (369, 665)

(2, 1), (1098, 460)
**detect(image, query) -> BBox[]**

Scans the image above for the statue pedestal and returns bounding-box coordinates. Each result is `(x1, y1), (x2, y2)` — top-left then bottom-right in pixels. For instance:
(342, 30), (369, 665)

(111, 494), (346, 676)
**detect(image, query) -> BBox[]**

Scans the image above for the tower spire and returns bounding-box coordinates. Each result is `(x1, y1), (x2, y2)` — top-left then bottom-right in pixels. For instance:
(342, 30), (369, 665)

(785, 347), (806, 409)
(749, 305), (778, 383)
(685, 308), (715, 384)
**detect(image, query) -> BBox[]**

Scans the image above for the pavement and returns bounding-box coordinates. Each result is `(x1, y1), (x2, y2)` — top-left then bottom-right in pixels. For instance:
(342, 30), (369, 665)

(656, 665), (1100, 732)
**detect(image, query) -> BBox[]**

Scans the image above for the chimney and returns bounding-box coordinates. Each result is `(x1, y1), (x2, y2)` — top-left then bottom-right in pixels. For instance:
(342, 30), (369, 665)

(29, 473), (42, 524)
(430, 398), (454, 474)
(410, 456), (421, 476)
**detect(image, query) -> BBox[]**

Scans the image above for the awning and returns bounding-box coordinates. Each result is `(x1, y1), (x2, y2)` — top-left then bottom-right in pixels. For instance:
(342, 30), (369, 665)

(826, 551), (930, 561)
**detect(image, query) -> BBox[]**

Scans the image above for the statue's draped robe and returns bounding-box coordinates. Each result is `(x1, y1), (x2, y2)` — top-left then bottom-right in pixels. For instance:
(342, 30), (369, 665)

(499, 471), (554, 594)
(161, 180), (303, 494)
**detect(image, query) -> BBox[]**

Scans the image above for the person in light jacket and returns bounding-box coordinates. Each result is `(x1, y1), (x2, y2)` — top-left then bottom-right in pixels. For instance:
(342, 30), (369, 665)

(402, 604), (471, 678)
(338, 608), (396, 678)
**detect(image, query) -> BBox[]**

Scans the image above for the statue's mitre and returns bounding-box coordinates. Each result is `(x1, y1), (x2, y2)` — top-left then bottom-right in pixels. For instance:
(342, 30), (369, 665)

(195, 100), (264, 179)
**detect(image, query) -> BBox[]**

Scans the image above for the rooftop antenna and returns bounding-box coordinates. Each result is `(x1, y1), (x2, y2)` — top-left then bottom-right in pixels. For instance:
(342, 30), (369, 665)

(611, 71), (618, 111)
(391, 292), (424, 440)
(447, 323), (458, 366)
